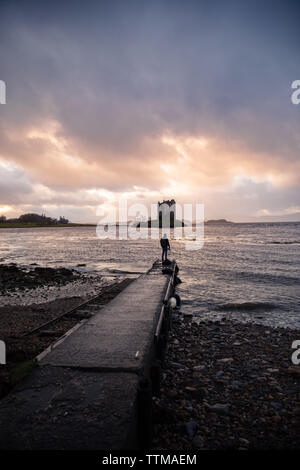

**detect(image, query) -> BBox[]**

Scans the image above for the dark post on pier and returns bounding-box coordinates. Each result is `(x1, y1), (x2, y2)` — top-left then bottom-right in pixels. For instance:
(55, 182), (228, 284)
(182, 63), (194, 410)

(0, 260), (178, 450)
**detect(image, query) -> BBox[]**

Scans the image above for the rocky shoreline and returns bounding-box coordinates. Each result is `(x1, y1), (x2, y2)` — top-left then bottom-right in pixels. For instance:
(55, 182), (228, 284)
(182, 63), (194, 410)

(1, 263), (299, 450)
(0, 264), (133, 400)
(152, 317), (300, 450)
(0, 264), (82, 295)
(0, 263), (115, 307)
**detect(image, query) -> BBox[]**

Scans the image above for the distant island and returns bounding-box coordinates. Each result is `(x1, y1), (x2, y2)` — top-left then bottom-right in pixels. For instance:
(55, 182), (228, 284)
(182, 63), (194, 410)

(205, 218), (233, 224)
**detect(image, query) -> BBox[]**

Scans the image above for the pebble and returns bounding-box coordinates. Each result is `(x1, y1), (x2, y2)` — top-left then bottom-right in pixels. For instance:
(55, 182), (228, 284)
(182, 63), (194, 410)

(207, 403), (230, 415)
(193, 365), (205, 371)
(185, 421), (198, 438)
(192, 435), (204, 448)
(217, 357), (233, 363)
(151, 319), (300, 450)
(286, 367), (300, 375)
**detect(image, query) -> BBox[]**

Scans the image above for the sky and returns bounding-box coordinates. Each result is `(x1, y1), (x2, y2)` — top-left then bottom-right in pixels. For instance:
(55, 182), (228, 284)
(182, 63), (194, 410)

(0, 0), (300, 223)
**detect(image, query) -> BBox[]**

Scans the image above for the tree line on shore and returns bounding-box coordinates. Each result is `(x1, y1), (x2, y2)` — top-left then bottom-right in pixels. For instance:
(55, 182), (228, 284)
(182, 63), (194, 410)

(0, 213), (69, 225)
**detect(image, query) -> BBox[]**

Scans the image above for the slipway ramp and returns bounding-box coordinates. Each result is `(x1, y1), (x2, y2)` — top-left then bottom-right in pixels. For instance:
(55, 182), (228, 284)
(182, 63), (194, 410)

(0, 260), (177, 450)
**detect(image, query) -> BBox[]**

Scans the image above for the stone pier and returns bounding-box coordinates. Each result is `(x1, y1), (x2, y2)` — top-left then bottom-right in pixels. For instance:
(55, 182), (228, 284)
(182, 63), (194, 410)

(0, 260), (176, 450)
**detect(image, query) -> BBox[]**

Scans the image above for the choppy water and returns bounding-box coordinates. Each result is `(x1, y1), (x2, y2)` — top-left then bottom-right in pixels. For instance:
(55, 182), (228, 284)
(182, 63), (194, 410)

(0, 223), (299, 329)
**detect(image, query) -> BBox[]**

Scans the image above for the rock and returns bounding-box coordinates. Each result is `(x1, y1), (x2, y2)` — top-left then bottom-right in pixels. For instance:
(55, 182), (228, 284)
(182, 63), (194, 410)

(166, 389), (178, 399)
(185, 421), (198, 438)
(184, 313), (193, 322)
(34, 267), (56, 277)
(216, 370), (224, 377)
(230, 380), (243, 390)
(239, 438), (250, 445)
(286, 367), (300, 375)
(207, 403), (230, 415)
(169, 361), (185, 369)
(272, 415), (281, 423)
(192, 434), (204, 448)
(270, 402), (282, 410)
(57, 268), (74, 277)
(217, 357), (233, 363)
(193, 365), (205, 371)
(184, 386), (197, 393)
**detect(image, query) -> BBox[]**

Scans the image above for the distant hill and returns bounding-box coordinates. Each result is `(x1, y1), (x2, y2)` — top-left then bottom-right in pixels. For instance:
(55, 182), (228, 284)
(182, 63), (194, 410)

(0, 212), (70, 227)
(205, 219), (233, 224)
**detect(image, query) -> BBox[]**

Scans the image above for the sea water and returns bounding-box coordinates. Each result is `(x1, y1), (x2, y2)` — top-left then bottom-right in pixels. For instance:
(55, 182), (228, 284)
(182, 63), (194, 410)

(0, 222), (299, 329)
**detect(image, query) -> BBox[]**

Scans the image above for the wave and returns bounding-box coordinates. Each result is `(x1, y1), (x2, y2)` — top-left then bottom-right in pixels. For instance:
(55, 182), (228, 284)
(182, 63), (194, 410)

(229, 270), (300, 286)
(217, 302), (277, 312)
(269, 241), (300, 244)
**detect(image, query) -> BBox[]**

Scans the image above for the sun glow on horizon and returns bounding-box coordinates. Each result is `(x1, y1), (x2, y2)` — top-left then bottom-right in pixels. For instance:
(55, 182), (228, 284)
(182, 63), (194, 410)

(0, 205), (11, 214)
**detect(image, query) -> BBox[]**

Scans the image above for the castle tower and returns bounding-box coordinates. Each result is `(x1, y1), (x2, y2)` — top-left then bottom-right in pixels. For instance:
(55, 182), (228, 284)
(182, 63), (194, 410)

(157, 199), (176, 227)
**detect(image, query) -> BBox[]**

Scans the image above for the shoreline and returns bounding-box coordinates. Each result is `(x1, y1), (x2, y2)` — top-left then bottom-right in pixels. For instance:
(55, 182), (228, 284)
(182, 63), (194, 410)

(1, 221), (300, 230)
(151, 317), (300, 450)
(0, 262), (299, 449)
(0, 263), (115, 307)
(0, 223), (97, 229)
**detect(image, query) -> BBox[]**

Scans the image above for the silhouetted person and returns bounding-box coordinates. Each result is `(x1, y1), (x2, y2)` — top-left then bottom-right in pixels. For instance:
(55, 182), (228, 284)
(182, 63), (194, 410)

(160, 233), (170, 262)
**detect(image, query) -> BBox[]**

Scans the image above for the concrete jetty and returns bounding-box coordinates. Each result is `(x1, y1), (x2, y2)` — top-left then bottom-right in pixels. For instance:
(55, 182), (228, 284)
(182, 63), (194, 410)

(0, 260), (177, 450)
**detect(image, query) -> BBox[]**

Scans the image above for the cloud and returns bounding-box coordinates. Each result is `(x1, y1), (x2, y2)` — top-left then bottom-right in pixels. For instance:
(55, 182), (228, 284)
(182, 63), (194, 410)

(0, 159), (33, 204)
(0, 0), (300, 221)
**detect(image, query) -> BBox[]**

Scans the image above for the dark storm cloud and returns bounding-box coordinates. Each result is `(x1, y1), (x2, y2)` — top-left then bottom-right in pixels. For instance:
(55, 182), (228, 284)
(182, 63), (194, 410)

(1, 0), (299, 152)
